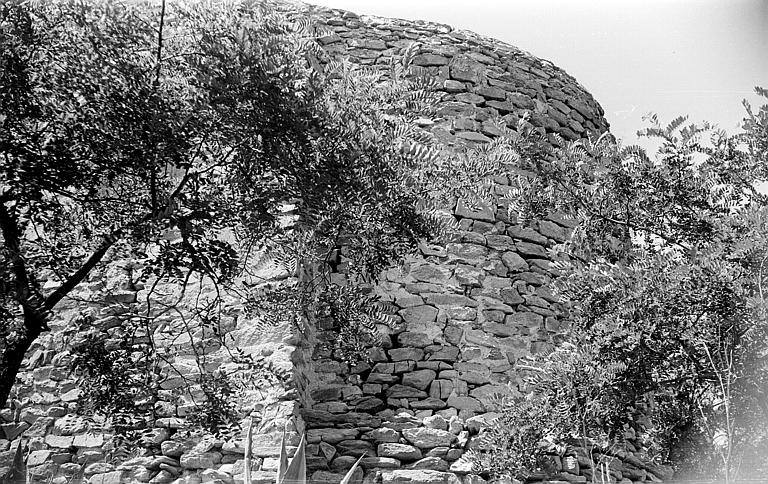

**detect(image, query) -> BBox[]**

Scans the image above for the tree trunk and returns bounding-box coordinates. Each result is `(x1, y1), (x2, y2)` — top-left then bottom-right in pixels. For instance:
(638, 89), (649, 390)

(0, 312), (43, 409)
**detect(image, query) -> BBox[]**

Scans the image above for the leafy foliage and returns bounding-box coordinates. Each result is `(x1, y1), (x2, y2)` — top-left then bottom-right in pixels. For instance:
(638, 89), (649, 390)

(0, 0), (457, 438)
(473, 88), (768, 481)
(470, 343), (629, 480)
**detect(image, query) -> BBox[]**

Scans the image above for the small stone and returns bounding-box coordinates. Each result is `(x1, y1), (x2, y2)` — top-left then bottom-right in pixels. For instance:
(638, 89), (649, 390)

(402, 370), (437, 391)
(450, 57), (483, 84)
(446, 396), (484, 413)
(410, 265), (450, 283)
(147, 470), (175, 484)
(27, 450), (52, 466)
(475, 86), (507, 101)
(410, 398), (448, 411)
(505, 312), (544, 328)
(501, 252), (529, 272)
(454, 201), (495, 223)
(443, 80), (466, 93)
(413, 54), (450, 66)
(402, 428), (456, 449)
(382, 469), (461, 484)
(179, 451), (222, 469)
(88, 471), (124, 484)
(161, 440), (191, 458)
(424, 294), (478, 308)
(399, 306), (439, 325)
(45, 435), (74, 448)
(47, 407), (67, 418)
(410, 456), (449, 471)
(449, 457), (474, 474)
(455, 92), (485, 105)
(362, 428), (400, 443)
(398, 332), (433, 348)
(367, 373), (399, 384)
(84, 463), (115, 477)
(389, 348), (425, 362)
(73, 433), (103, 448)
(465, 413), (500, 433)
(361, 456), (401, 469)
(377, 443), (422, 462)
(457, 131), (492, 143)
(422, 415), (447, 431)
(448, 416), (463, 434)
(200, 469), (233, 483)
(386, 385), (428, 399)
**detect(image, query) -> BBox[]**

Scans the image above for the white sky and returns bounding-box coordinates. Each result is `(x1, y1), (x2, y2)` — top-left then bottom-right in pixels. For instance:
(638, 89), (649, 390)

(306, 0), (768, 147)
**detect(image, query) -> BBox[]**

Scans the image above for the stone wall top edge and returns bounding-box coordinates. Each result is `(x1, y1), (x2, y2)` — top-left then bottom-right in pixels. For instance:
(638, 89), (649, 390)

(273, 0), (608, 126)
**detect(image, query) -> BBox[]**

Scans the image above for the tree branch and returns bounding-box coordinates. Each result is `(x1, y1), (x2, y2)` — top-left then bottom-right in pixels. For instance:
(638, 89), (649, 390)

(0, 200), (45, 323)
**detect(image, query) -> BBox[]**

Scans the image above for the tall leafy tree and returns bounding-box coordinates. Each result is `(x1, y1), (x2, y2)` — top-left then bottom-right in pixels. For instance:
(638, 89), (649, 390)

(0, 0), (445, 411)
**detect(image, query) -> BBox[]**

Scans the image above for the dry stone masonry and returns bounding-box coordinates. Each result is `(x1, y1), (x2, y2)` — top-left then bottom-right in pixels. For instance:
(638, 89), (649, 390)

(0, 2), (670, 484)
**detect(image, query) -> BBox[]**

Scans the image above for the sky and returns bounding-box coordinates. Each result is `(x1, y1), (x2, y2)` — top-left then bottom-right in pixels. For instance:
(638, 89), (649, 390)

(305, 0), (768, 148)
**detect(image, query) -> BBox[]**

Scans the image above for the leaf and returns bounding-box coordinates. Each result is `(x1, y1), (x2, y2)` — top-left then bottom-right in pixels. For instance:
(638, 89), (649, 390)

(279, 433), (306, 484)
(276, 428), (290, 484)
(3, 439), (26, 484)
(340, 455), (365, 484)
(244, 418), (254, 484)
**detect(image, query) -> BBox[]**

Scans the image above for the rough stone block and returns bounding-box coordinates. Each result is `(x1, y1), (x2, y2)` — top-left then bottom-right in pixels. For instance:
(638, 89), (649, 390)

(179, 451), (222, 469)
(45, 435), (73, 449)
(475, 86), (506, 100)
(307, 428), (358, 445)
(389, 348), (425, 362)
(410, 398), (448, 410)
(410, 264), (451, 283)
(485, 235), (516, 251)
(382, 469), (461, 484)
(402, 369), (438, 390)
(396, 294), (425, 308)
(88, 471), (124, 484)
(454, 201), (495, 222)
(399, 306), (439, 325)
(455, 362), (491, 385)
(422, 415), (448, 431)
(336, 439), (375, 457)
(362, 427), (400, 443)
(428, 346), (460, 362)
(443, 80), (466, 93)
(450, 57), (484, 83)
(386, 385), (428, 399)
(378, 443), (423, 461)
(398, 332), (433, 348)
(505, 311), (544, 328)
(425, 294), (478, 308)
(413, 53), (450, 66)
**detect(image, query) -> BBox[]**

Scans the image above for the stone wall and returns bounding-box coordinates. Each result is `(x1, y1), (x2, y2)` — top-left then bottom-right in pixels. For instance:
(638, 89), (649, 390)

(0, 3), (671, 484)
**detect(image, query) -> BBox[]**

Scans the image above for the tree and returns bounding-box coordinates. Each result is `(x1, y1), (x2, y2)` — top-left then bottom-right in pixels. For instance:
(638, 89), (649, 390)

(0, 0), (447, 415)
(471, 89), (768, 481)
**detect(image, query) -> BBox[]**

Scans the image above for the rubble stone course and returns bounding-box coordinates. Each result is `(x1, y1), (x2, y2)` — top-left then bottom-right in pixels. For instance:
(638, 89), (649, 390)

(0, 2), (669, 484)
